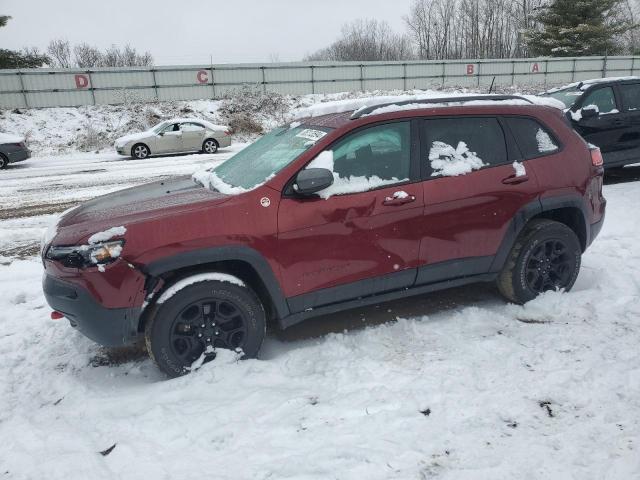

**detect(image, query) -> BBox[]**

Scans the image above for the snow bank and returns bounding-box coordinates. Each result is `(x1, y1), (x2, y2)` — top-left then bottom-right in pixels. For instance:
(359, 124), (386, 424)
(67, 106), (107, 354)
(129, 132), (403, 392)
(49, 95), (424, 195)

(157, 273), (245, 304)
(429, 141), (486, 177)
(88, 226), (127, 244)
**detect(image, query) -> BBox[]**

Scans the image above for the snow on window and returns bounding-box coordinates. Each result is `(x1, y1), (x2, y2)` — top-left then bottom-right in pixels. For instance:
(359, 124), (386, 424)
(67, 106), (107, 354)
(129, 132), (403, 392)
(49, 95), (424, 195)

(512, 161), (526, 177)
(304, 150), (404, 199)
(535, 128), (558, 153)
(429, 141), (486, 177)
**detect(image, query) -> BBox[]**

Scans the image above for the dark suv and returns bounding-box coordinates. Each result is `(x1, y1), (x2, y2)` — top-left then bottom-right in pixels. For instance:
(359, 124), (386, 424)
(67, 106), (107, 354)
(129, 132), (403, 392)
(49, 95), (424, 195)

(543, 76), (640, 168)
(42, 95), (606, 377)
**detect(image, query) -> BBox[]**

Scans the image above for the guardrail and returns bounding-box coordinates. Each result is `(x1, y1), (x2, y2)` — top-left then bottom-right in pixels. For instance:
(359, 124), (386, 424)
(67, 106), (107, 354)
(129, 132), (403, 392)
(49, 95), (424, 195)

(0, 56), (637, 109)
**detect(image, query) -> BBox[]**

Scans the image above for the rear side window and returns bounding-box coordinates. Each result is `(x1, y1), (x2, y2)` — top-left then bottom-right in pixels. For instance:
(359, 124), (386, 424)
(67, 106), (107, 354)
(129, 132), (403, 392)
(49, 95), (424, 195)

(422, 117), (507, 177)
(619, 83), (640, 111)
(506, 117), (559, 158)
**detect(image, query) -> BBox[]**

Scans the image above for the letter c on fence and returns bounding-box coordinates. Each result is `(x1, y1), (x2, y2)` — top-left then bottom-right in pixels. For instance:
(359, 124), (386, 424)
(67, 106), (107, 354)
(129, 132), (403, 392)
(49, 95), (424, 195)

(197, 70), (208, 84)
(74, 74), (89, 89)
(466, 64), (475, 75)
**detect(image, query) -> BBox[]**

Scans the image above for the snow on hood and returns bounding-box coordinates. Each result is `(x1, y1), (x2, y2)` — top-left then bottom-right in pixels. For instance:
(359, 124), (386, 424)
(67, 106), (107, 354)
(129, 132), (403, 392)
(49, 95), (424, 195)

(55, 176), (229, 240)
(115, 131), (150, 145)
(292, 91), (564, 120)
(0, 132), (25, 144)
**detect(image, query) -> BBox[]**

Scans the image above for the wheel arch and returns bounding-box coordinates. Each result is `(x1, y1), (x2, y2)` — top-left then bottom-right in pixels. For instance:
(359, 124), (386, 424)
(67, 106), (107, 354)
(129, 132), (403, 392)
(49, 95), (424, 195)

(131, 142), (151, 158)
(139, 246), (289, 332)
(490, 195), (589, 273)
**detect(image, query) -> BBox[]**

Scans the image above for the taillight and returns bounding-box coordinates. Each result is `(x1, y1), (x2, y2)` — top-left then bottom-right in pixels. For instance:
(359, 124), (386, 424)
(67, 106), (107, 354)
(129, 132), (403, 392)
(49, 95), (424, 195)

(589, 146), (603, 167)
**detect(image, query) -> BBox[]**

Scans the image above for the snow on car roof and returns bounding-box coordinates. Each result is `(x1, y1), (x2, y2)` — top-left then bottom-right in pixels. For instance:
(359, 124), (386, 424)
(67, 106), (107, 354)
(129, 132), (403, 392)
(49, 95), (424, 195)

(0, 132), (25, 144)
(159, 118), (229, 131)
(292, 92), (563, 121)
(545, 76), (640, 94)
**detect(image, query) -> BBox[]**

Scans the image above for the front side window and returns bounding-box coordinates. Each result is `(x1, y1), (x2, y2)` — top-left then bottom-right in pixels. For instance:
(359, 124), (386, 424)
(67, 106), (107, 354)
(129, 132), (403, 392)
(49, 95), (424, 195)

(195, 125), (332, 193)
(422, 117), (507, 177)
(305, 122), (411, 198)
(507, 117), (559, 158)
(581, 87), (617, 114)
(619, 83), (640, 111)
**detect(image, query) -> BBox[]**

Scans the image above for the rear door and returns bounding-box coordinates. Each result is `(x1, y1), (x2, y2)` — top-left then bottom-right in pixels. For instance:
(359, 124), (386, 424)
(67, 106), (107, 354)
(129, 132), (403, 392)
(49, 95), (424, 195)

(571, 86), (628, 164)
(415, 116), (542, 284)
(180, 122), (206, 151)
(277, 120), (425, 311)
(614, 82), (640, 164)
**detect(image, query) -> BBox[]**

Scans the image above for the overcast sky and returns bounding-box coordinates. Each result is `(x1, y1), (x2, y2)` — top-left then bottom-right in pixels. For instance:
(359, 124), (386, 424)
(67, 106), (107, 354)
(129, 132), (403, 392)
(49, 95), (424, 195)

(1, 0), (413, 65)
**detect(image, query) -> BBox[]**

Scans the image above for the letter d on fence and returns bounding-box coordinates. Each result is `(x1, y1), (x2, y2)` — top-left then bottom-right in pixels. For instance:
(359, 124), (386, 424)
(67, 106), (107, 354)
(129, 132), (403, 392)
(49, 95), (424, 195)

(74, 74), (89, 89)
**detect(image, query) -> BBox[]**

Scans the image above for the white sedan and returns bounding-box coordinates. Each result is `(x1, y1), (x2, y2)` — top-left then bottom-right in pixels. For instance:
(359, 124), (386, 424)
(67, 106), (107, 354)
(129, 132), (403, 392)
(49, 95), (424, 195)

(115, 118), (231, 159)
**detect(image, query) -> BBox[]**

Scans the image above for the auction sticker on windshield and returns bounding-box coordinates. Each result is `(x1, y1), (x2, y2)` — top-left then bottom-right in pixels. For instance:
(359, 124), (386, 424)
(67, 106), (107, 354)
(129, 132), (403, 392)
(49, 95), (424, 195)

(296, 129), (327, 143)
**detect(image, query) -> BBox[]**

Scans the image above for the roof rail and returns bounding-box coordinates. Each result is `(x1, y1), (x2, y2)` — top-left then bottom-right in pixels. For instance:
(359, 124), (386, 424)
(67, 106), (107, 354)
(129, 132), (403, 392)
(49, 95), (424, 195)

(350, 95), (534, 119)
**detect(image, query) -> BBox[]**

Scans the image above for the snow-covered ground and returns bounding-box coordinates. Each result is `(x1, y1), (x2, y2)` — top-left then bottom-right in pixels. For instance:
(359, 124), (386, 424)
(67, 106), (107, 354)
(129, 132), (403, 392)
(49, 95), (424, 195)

(0, 90), (639, 478)
(1, 177), (639, 479)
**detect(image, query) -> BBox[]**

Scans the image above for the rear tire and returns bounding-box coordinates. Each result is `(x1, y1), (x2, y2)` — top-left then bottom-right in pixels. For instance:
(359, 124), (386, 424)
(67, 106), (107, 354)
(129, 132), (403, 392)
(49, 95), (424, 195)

(131, 143), (150, 159)
(0, 154), (8, 169)
(202, 138), (219, 154)
(145, 278), (266, 378)
(497, 219), (581, 304)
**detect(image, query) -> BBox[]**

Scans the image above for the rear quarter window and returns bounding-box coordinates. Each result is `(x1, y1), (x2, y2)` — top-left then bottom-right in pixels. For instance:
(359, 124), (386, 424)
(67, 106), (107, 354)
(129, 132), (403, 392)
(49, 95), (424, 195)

(505, 117), (559, 159)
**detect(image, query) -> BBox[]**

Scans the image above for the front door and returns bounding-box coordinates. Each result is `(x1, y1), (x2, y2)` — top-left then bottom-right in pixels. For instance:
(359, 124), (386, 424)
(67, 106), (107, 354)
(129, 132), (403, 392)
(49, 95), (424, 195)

(277, 121), (424, 312)
(571, 86), (629, 165)
(415, 115), (542, 284)
(156, 123), (183, 153)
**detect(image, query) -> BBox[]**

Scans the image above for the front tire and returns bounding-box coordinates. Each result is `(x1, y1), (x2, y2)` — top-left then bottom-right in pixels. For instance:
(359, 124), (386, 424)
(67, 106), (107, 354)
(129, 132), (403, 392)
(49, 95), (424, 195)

(145, 278), (266, 378)
(131, 143), (150, 159)
(0, 154), (8, 169)
(202, 138), (219, 154)
(497, 219), (581, 304)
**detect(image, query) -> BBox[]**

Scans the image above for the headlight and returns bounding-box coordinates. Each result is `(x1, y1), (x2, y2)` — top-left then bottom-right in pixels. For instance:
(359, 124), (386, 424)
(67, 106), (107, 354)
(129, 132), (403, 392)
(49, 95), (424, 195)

(45, 240), (124, 268)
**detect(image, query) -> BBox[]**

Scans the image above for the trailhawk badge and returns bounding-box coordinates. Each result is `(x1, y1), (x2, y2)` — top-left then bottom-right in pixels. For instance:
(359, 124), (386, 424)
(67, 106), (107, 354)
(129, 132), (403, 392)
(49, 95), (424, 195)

(260, 197), (271, 208)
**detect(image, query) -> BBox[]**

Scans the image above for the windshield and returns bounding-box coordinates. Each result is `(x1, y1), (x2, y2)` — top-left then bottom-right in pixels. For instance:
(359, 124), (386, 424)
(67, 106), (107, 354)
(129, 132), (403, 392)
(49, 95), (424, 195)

(544, 87), (584, 108)
(152, 121), (170, 133)
(207, 125), (332, 191)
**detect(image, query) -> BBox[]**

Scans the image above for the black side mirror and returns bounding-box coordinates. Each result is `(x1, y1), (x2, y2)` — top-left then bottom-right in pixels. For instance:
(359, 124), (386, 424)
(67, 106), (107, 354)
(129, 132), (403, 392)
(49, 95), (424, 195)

(294, 168), (333, 195)
(580, 107), (599, 120)
(158, 132), (164, 136)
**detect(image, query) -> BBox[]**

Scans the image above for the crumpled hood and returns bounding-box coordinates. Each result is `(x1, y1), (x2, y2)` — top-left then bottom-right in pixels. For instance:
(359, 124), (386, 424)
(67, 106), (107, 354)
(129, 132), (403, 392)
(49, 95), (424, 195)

(54, 176), (230, 243)
(114, 131), (151, 145)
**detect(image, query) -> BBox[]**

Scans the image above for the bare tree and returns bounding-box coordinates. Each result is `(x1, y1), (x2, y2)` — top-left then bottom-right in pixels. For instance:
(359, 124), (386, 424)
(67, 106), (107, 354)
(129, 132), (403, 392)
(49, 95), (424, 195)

(47, 39), (72, 68)
(306, 19), (414, 61)
(73, 43), (102, 68)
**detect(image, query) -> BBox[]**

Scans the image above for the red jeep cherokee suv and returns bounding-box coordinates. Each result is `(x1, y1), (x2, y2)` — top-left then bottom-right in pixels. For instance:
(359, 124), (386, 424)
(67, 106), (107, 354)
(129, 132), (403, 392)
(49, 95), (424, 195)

(42, 95), (606, 377)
